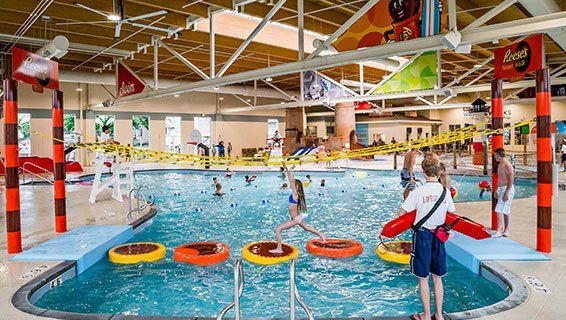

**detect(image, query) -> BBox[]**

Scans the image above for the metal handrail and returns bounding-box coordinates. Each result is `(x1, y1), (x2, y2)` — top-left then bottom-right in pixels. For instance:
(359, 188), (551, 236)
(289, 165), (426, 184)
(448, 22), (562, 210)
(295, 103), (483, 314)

(21, 162), (73, 185)
(126, 185), (155, 219)
(290, 259), (314, 320)
(21, 167), (53, 185)
(217, 259), (245, 320)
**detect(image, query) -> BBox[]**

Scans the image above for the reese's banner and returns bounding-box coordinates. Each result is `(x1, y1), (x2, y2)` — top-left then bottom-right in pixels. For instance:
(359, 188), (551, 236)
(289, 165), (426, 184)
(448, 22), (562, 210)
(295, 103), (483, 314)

(494, 34), (544, 82)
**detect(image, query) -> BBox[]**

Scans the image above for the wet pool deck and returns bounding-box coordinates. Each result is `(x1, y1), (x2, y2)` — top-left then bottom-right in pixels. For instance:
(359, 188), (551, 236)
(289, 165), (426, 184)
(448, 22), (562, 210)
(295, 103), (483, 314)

(1, 157), (565, 319)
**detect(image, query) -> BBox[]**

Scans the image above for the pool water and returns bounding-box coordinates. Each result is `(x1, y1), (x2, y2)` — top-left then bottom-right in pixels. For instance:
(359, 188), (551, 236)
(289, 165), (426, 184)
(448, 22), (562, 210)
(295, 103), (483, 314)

(37, 170), (535, 318)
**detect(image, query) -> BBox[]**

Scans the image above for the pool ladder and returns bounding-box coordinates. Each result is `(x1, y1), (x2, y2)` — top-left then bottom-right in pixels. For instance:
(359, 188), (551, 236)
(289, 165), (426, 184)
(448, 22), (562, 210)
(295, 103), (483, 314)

(217, 259), (314, 320)
(126, 185), (155, 220)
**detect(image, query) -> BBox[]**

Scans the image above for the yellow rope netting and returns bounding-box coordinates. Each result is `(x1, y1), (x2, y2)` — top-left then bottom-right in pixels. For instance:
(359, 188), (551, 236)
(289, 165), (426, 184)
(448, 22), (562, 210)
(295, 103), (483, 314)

(31, 118), (533, 167)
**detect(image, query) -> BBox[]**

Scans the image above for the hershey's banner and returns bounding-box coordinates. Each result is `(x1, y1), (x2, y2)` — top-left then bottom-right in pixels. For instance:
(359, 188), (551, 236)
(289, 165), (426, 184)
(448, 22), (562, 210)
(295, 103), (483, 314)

(12, 47), (59, 90)
(116, 61), (146, 98)
(494, 34), (544, 82)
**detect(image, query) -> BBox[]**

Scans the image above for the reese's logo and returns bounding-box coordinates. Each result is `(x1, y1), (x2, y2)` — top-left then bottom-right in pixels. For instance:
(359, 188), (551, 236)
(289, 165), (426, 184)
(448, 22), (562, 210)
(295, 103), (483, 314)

(23, 55), (51, 87)
(502, 41), (531, 74)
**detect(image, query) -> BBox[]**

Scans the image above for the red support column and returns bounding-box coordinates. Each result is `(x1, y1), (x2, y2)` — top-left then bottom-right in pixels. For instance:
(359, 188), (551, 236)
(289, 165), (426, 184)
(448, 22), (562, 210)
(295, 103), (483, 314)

(536, 69), (552, 253)
(3, 79), (22, 253)
(491, 79), (504, 230)
(52, 90), (67, 233)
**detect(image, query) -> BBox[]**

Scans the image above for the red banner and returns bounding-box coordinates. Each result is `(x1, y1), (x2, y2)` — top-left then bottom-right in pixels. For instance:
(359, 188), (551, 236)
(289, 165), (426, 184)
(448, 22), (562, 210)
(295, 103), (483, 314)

(12, 47), (59, 90)
(494, 34), (544, 82)
(116, 62), (145, 98)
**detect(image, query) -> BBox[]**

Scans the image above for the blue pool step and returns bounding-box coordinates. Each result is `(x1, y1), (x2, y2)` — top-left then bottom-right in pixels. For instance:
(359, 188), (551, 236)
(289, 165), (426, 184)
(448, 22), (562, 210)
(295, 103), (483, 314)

(446, 232), (551, 274)
(11, 225), (133, 274)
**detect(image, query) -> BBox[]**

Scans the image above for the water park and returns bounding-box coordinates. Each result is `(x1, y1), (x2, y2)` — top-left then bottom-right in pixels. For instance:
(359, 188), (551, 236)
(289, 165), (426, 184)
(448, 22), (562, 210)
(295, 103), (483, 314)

(1, 1), (566, 319)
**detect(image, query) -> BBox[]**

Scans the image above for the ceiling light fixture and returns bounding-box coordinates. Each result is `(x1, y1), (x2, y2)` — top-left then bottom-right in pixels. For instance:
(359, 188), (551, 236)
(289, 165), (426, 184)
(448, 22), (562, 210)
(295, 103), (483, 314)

(174, 94), (180, 97)
(219, 97), (224, 100)
(107, 13), (121, 21)
(213, 87), (219, 90)
(76, 88), (83, 92)
(474, 64), (483, 68)
(265, 77), (273, 82)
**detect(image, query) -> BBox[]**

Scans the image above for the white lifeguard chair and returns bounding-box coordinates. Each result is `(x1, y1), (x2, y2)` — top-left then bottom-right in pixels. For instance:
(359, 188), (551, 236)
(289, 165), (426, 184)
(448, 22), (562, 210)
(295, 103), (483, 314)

(89, 153), (134, 203)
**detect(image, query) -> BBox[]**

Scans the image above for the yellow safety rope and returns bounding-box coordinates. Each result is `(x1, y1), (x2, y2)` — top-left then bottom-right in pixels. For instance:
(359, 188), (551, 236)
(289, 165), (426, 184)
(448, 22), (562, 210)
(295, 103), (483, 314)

(29, 118), (534, 167)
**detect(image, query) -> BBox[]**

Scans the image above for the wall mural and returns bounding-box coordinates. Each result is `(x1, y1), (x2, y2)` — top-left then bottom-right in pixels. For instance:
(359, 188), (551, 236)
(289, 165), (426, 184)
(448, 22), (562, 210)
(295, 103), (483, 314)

(333, 0), (445, 52)
(371, 51), (438, 94)
(303, 70), (353, 101)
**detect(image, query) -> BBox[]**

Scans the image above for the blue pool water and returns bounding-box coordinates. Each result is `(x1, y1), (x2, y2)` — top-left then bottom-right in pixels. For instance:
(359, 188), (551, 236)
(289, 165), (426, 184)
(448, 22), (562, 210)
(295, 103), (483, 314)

(37, 170), (535, 317)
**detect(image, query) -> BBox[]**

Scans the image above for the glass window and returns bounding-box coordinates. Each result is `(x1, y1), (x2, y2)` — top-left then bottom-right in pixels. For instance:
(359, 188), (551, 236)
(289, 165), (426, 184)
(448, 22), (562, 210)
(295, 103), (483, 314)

(165, 116), (182, 153)
(194, 116), (211, 147)
(95, 115), (116, 139)
(132, 115), (150, 149)
(64, 114), (77, 160)
(18, 113), (31, 156)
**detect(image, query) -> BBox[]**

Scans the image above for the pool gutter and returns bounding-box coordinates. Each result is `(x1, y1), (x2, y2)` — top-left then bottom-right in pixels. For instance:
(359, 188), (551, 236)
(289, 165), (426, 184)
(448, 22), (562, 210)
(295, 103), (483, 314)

(11, 232), (529, 320)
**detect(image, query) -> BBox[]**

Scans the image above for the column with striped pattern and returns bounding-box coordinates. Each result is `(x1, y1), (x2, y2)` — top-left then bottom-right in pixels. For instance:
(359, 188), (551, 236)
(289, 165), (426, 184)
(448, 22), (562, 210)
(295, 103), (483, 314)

(3, 79), (22, 253)
(52, 90), (67, 233)
(491, 79), (504, 230)
(536, 68), (552, 253)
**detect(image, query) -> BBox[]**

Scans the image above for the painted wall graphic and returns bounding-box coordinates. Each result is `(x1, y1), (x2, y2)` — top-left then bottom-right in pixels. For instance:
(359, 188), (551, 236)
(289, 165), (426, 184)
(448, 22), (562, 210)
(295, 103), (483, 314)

(333, 0), (445, 52)
(303, 71), (353, 101)
(355, 123), (369, 146)
(371, 51), (438, 94)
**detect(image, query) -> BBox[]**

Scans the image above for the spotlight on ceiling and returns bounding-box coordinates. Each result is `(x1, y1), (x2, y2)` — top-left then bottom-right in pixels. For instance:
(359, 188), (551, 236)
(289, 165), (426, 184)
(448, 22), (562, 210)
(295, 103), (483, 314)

(440, 30), (462, 50)
(107, 13), (121, 21)
(35, 35), (69, 59)
(265, 77), (273, 82)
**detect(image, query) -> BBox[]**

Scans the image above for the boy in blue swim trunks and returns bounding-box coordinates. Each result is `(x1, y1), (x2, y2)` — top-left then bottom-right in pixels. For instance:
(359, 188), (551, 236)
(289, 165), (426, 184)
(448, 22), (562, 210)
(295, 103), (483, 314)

(398, 158), (455, 320)
(401, 148), (418, 187)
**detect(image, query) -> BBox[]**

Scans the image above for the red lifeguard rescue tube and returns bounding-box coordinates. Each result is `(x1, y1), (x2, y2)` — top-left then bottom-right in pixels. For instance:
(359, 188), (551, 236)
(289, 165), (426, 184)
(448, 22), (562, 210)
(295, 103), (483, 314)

(380, 211), (490, 240)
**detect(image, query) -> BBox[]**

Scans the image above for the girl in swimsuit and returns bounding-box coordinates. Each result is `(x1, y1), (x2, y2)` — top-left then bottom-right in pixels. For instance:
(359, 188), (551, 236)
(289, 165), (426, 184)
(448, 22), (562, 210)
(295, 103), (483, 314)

(269, 164), (326, 254)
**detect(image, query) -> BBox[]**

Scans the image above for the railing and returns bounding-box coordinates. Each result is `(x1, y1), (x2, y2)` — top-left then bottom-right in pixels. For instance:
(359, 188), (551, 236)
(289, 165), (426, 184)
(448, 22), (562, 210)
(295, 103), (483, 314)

(290, 259), (314, 320)
(21, 162), (54, 185)
(126, 185), (155, 220)
(459, 170), (481, 185)
(217, 259), (245, 320)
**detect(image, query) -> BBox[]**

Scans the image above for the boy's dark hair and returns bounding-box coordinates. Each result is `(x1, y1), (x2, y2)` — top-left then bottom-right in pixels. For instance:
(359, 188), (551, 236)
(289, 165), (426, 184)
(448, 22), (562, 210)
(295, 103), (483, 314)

(306, 175), (311, 178)
(102, 125), (109, 132)
(422, 158), (441, 177)
(213, 177), (217, 181)
(494, 148), (505, 158)
(421, 146), (431, 152)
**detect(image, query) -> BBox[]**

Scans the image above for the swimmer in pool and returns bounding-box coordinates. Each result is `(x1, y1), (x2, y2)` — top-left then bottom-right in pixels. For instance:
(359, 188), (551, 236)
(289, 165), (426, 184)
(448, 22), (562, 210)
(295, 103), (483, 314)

(245, 175), (256, 185)
(214, 183), (225, 196)
(269, 164), (326, 254)
(212, 177), (219, 186)
(280, 182), (288, 190)
(278, 167), (286, 179)
(320, 179), (326, 187)
(225, 167), (234, 178)
(305, 175), (312, 183)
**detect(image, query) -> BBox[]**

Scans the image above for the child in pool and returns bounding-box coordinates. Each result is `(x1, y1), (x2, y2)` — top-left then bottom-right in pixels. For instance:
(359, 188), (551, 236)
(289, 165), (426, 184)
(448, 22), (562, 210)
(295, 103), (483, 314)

(245, 175), (256, 185)
(269, 164), (326, 254)
(212, 177), (219, 186)
(225, 168), (234, 178)
(278, 167), (286, 179)
(305, 175), (312, 183)
(320, 179), (326, 187)
(214, 183), (225, 196)
(280, 182), (288, 190)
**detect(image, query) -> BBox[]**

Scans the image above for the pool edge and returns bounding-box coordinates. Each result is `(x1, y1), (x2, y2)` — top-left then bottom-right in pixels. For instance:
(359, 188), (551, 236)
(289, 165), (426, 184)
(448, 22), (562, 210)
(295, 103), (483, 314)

(11, 244), (529, 319)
